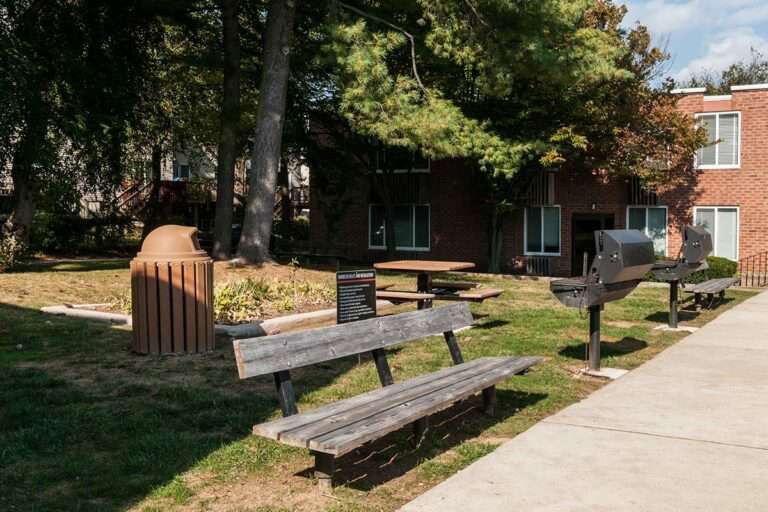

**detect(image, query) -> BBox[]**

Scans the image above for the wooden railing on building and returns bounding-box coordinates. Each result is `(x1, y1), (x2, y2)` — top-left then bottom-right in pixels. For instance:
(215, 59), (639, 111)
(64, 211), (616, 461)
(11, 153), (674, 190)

(526, 171), (556, 206)
(628, 176), (658, 206)
(738, 251), (768, 288)
(525, 256), (552, 277)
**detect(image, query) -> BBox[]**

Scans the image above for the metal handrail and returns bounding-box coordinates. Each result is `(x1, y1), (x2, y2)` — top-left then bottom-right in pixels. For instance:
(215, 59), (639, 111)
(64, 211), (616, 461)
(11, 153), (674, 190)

(738, 251), (768, 288)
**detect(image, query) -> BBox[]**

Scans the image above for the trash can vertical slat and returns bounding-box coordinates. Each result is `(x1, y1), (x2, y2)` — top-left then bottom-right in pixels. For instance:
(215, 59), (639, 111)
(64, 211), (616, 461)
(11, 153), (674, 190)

(195, 262), (207, 351)
(183, 261), (197, 353)
(158, 263), (173, 353)
(171, 263), (185, 353)
(146, 263), (160, 354)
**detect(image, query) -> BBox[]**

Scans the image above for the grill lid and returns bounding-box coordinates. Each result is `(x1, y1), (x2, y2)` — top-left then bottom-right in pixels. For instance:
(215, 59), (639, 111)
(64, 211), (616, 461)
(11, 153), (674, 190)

(682, 225), (712, 264)
(592, 230), (655, 285)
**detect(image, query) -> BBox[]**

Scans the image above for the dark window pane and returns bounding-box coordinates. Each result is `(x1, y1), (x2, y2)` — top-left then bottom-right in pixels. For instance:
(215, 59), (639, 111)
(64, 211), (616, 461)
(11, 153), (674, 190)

(526, 207), (542, 253)
(369, 205), (385, 247)
(393, 205), (413, 247)
(628, 208), (646, 231)
(542, 207), (560, 253)
(415, 205), (430, 248)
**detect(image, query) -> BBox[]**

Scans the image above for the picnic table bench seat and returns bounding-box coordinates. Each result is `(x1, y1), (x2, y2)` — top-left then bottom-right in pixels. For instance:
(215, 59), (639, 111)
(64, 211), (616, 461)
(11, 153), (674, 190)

(682, 277), (739, 309)
(233, 303), (541, 491)
(375, 290), (436, 303)
(434, 287), (504, 302)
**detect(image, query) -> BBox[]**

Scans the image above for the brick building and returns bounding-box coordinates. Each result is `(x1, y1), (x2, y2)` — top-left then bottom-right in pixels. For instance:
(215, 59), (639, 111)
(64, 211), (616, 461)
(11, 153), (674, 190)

(309, 83), (768, 276)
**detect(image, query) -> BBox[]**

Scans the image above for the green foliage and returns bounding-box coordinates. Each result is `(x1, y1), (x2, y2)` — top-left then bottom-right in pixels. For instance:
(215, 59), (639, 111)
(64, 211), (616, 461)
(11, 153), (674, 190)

(646, 256), (738, 284)
(213, 275), (335, 323)
(213, 277), (273, 323)
(681, 49), (768, 94)
(687, 256), (738, 285)
(29, 213), (133, 254)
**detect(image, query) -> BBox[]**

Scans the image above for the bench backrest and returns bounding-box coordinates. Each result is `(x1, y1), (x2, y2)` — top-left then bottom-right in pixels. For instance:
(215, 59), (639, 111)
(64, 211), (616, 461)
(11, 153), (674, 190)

(233, 303), (473, 379)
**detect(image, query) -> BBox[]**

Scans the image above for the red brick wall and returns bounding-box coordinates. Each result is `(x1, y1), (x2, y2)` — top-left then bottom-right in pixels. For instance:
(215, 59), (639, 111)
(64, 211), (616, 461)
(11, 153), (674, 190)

(309, 88), (768, 273)
(309, 159), (491, 266)
(663, 89), (768, 260)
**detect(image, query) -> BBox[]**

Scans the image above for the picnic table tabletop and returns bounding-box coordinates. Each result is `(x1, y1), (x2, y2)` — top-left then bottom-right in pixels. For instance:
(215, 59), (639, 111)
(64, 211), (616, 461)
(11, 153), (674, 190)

(373, 260), (475, 273)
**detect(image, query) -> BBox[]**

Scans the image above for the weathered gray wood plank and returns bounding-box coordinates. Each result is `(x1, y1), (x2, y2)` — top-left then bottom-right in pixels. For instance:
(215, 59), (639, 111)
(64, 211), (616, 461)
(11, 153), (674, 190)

(234, 303), (473, 378)
(687, 277), (738, 294)
(253, 357), (498, 440)
(276, 358), (510, 447)
(309, 356), (542, 455)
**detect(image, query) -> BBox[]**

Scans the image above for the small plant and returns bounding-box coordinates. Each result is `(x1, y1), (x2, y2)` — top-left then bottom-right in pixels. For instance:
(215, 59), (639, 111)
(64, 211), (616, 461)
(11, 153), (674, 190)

(0, 232), (26, 272)
(214, 277), (273, 323)
(108, 287), (132, 314)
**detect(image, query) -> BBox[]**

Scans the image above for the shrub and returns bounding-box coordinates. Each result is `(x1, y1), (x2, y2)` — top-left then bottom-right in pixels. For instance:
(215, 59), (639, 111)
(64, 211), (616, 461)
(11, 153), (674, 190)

(645, 255), (737, 284)
(0, 233), (26, 272)
(214, 278), (273, 324)
(685, 256), (738, 284)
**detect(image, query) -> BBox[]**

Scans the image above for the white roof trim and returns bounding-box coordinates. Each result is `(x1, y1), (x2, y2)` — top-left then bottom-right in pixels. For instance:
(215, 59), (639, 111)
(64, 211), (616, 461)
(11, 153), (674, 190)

(671, 87), (706, 94)
(703, 95), (732, 101)
(731, 83), (768, 91)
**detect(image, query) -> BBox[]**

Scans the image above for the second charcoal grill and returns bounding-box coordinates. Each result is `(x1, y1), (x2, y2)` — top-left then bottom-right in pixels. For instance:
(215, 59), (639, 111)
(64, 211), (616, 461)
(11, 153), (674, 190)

(550, 230), (655, 372)
(651, 225), (713, 328)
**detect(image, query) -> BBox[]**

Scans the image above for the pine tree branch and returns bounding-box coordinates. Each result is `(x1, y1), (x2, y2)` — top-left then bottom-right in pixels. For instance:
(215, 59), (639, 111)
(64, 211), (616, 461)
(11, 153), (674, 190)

(337, 1), (427, 94)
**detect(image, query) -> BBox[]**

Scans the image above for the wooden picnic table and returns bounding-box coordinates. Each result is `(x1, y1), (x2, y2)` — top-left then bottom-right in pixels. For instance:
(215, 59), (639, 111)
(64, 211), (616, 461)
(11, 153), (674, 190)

(374, 260), (476, 309)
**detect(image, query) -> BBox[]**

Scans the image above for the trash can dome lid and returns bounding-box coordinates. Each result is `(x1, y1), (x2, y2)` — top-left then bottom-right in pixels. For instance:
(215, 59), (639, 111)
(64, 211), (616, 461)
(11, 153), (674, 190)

(135, 225), (210, 261)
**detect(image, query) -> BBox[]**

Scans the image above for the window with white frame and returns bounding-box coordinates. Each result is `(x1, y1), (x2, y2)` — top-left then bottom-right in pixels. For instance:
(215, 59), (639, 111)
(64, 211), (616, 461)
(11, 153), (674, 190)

(525, 206), (560, 255)
(695, 112), (740, 168)
(369, 204), (430, 251)
(173, 161), (190, 180)
(627, 206), (667, 256)
(694, 206), (739, 261)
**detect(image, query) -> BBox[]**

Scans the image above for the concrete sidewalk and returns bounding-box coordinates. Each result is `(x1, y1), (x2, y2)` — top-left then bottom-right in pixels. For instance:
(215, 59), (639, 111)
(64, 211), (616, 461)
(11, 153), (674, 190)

(402, 291), (768, 512)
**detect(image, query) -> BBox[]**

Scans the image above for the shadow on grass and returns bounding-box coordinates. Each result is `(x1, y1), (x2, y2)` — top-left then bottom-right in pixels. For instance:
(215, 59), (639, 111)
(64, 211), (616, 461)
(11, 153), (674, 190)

(13, 259), (130, 273)
(558, 337), (648, 360)
(295, 389), (547, 491)
(0, 302), (359, 511)
(474, 319), (510, 330)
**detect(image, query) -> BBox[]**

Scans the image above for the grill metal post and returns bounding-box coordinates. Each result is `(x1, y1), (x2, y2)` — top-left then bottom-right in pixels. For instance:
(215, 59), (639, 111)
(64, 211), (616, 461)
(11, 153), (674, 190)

(669, 280), (679, 328)
(588, 305), (601, 371)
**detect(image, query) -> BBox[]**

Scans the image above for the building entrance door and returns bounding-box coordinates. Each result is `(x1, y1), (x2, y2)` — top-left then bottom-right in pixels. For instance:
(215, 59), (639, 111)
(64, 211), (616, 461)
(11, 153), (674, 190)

(571, 213), (614, 276)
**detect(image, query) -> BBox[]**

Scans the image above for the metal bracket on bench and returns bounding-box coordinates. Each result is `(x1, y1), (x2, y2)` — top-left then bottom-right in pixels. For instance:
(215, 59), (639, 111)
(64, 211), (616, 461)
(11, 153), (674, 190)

(273, 370), (298, 417)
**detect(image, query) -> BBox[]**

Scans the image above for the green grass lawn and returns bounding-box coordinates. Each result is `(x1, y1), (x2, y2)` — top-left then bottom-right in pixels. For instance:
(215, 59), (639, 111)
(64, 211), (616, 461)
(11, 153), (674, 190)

(0, 261), (756, 511)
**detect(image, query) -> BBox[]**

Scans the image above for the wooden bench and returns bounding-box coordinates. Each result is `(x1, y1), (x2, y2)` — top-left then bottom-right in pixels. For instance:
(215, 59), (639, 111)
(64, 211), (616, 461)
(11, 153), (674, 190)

(431, 280), (480, 290)
(232, 303), (541, 491)
(376, 283), (393, 290)
(375, 290), (436, 303)
(436, 288), (504, 302)
(683, 277), (739, 309)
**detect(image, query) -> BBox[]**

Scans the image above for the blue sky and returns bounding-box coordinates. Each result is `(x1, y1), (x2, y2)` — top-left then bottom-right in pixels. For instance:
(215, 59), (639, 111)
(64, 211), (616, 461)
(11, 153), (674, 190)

(622, 0), (768, 83)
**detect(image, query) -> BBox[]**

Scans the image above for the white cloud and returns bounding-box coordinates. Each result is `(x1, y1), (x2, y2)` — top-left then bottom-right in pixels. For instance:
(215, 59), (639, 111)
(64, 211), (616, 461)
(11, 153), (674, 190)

(623, 0), (767, 34)
(673, 27), (768, 81)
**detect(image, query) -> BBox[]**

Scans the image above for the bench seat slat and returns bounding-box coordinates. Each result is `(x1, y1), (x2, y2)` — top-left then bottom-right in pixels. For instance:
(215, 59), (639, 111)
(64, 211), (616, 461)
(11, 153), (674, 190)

(376, 290), (436, 301)
(684, 277), (738, 294)
(277, 358), (512, 446)
(309, 356), (541, 455)
(254, 357), (500, 441)
(234, 303), (473, 378)
(435, 288), (504, 302)
(431, 281), (480, 290)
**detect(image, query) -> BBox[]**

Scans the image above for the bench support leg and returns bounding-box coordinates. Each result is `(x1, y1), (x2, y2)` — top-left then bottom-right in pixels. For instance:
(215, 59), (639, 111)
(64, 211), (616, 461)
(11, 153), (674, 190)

(412, 417), (429, 446)
(443, 330), (464, 365)
(417, 273), (432, 310)
(482, 386), (497, 416)
(694, 293), (702, 311)
(669, 280), (679, 329)
(313, 452), (335, 493)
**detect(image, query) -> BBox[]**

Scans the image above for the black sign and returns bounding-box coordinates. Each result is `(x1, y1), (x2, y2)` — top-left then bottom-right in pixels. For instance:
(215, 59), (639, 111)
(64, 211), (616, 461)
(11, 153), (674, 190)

(336, 270), (377, 324)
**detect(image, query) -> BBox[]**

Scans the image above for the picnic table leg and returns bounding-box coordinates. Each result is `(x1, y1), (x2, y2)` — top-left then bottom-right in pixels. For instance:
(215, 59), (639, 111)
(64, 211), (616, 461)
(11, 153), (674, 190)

(694, 292), (702, 311)
(707, 293), (714, 308)
(412, 417), (429, 445)
(482, 386), (497, 416)
(313, 452), (335, 493)
(417, 272), (432, 310)
(669, 280), (679, 329)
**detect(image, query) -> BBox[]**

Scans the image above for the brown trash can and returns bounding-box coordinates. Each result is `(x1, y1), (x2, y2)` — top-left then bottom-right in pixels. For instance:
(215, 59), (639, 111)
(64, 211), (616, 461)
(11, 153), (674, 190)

(130, 225), (214, 355)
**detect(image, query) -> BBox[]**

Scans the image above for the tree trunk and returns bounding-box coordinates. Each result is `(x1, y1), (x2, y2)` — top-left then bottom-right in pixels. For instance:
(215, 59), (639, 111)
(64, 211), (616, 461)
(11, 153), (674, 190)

(277, 157), (290, 222)
(141, 144), (164, 238)
(488, 207), (505, 273)
(2, 118), (46, 244)
(212, 0), (241, 260)
(237, 0), (296, 264)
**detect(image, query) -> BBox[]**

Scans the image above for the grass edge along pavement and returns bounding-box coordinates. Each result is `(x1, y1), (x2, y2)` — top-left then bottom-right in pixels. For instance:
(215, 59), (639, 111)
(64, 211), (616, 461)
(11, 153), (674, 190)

(0, 262), (756, 511)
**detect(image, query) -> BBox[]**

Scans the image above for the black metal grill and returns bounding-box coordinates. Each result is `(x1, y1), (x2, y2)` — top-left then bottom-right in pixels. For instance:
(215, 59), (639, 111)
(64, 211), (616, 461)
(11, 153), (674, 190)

(652, 225), (712, 282)
(652, 225), (712, 328)
(550, 230), (654, 372)
(551, 230), (655, 308)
